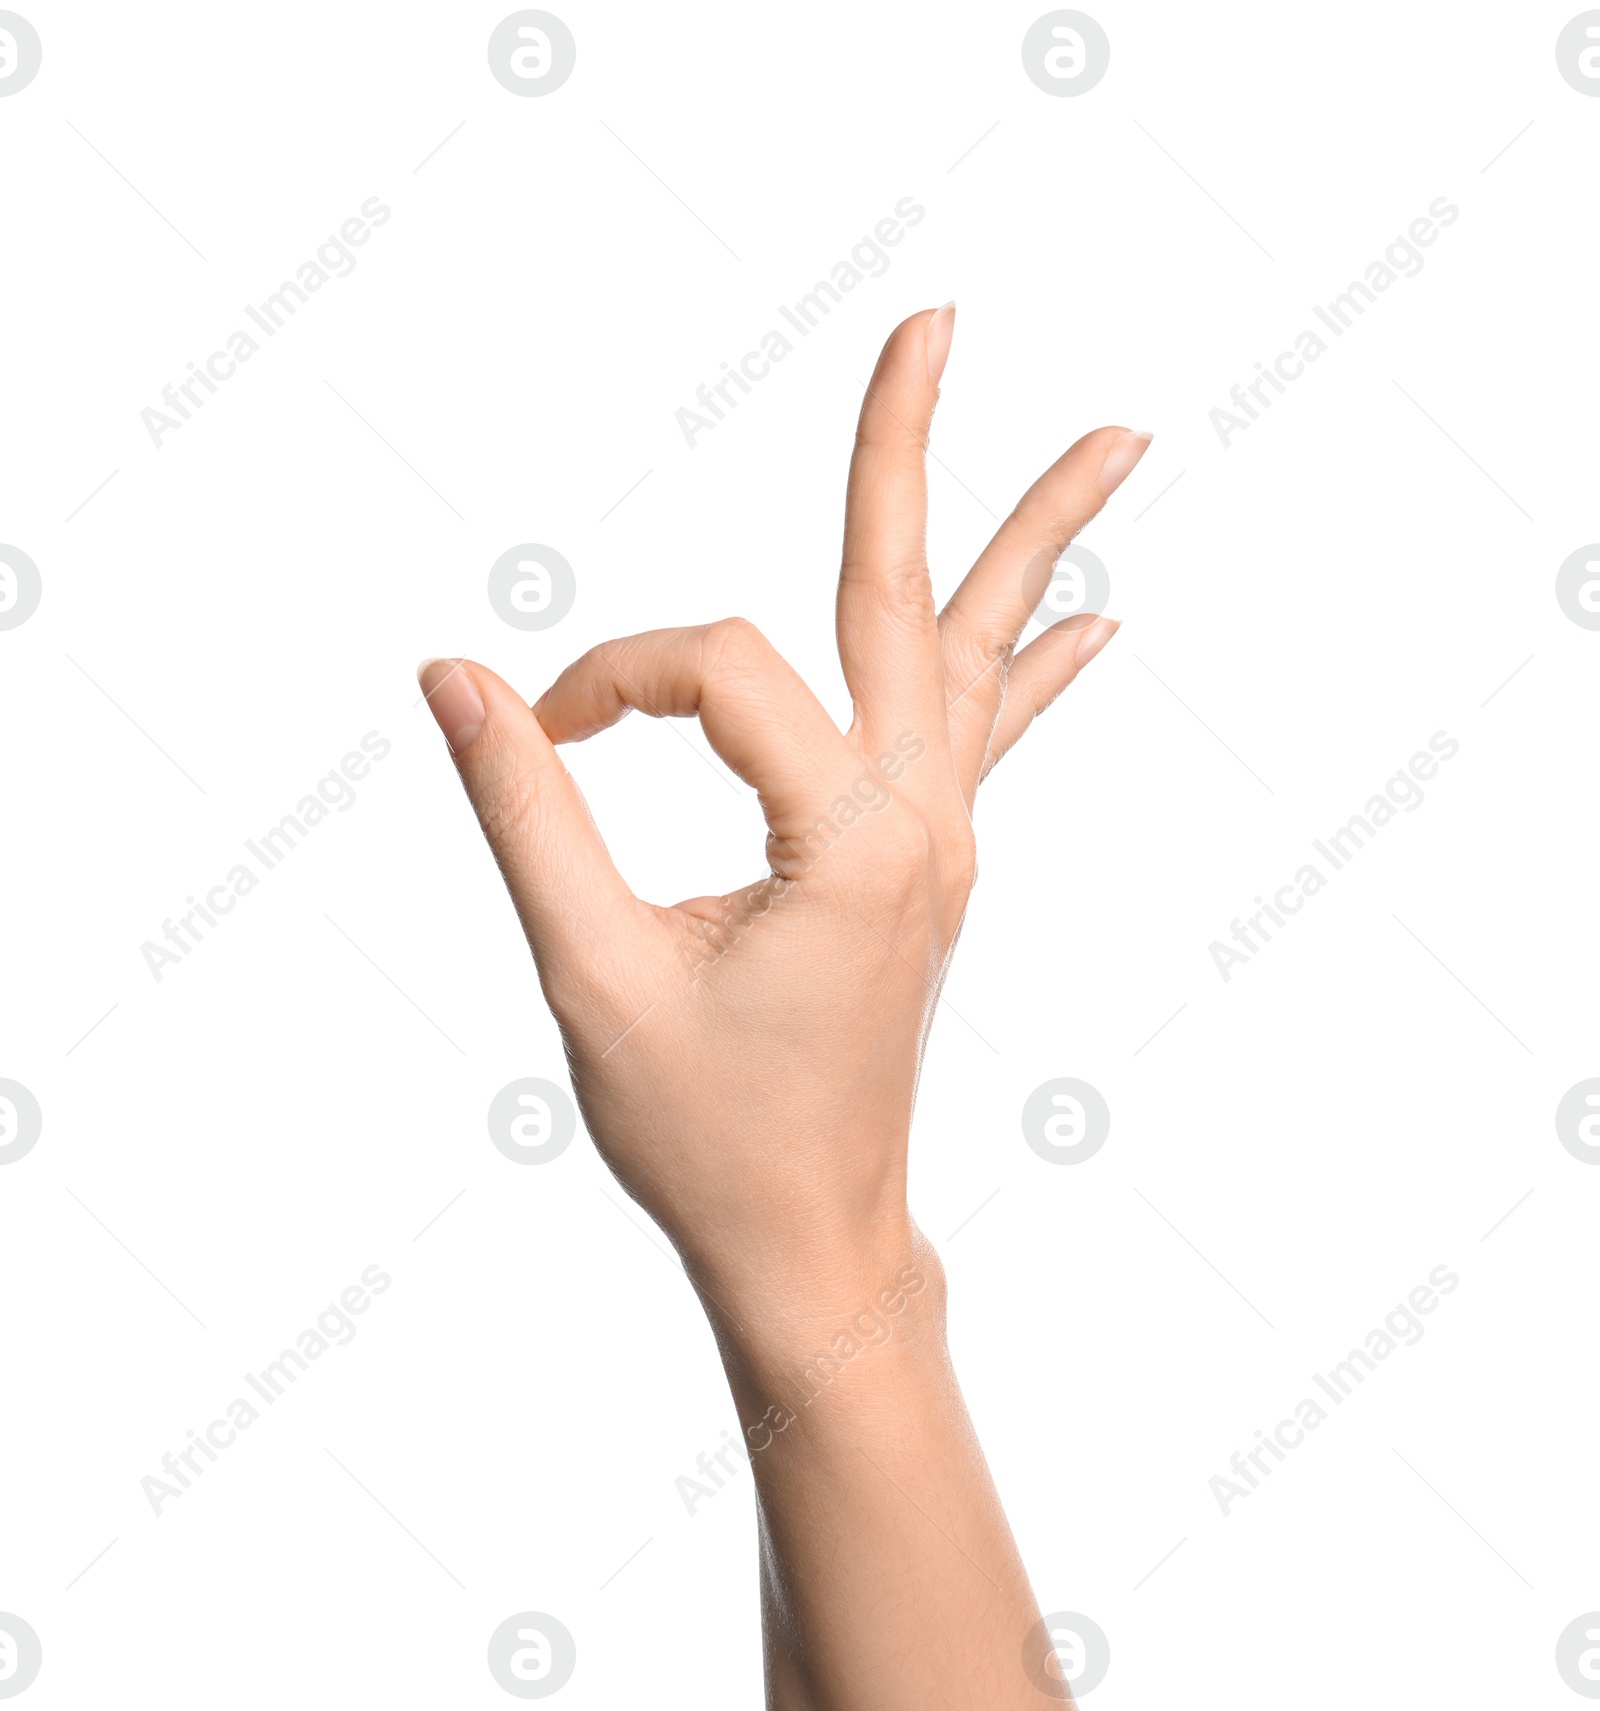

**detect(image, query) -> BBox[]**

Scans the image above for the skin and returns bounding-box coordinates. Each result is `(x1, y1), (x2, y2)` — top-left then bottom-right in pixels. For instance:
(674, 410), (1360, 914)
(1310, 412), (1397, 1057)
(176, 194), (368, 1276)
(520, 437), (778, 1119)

(420, 306), (1149, 1709)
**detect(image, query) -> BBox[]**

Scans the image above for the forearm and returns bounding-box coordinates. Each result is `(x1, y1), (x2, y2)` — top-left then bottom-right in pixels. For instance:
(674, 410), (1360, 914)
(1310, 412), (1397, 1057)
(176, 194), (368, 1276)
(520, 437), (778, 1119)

(697, 1224), (1063, 1711)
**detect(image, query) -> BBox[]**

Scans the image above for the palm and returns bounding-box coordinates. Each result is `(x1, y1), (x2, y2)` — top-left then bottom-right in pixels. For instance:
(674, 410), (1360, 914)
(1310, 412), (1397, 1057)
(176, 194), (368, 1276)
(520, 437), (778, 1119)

(420, 307), (1146, 1274)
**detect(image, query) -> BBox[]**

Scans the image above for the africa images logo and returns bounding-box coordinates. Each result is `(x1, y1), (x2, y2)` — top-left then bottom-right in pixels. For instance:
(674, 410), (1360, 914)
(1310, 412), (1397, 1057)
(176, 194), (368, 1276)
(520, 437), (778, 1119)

(1209, 1266), (1459, 1515)
(139, 198), (392, 449)
(1208, 198), (1460, 448)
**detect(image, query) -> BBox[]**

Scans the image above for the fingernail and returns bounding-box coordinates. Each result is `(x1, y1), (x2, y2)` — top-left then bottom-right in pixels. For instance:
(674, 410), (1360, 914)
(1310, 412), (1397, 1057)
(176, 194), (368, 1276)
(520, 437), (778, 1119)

(1097, 429), (1153, 498)
(1071, 616), (1120, 669)
(418, 657), (485, 753)
(926, 301), (956, 386)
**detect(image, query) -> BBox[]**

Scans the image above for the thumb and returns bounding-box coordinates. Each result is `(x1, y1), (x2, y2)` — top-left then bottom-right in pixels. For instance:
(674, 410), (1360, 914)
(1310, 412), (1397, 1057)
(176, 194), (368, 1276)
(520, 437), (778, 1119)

(418, 657), (635, 972)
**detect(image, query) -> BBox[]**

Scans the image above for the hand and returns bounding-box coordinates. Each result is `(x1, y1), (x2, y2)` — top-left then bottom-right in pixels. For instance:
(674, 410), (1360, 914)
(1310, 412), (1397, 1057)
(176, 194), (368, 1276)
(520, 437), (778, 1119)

(421, 305), (1151, 1710)
(418, 306), (1148, 1323)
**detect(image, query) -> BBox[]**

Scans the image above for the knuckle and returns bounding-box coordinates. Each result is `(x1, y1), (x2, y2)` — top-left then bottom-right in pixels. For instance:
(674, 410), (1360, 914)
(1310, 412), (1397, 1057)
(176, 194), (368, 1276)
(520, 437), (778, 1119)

(944, 822), (978, 891)
(847, 554), (936, 623)
(876, 553), (933, 593)
(1010, 484), (1096, 560)
(472, 744), (542, 851)
(944, 612), (1014, 687)
(578, 637), (629, 689)
(704, 615), (769, 675)
(870, 806), (933, 876)
(476, 780), (537, 853)
(852, 417), (918, 457)
(1024, 499), (1093, 548)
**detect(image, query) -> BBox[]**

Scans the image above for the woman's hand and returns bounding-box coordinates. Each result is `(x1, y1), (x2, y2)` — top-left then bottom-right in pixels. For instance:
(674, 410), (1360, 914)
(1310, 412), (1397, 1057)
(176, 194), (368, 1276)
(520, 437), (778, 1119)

(419, 306), (1147, 1323)
(421, 305), (1149, 1710)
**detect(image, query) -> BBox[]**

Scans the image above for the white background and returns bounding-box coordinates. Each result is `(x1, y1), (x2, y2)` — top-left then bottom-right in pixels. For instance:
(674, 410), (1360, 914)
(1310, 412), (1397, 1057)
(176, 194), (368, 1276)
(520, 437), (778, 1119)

(2, 2), (1598, 1705)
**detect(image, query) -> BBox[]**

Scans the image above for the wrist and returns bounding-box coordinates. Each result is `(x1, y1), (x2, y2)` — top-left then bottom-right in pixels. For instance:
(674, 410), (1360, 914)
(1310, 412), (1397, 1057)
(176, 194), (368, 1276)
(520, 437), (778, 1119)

(696, 1222), (950, 1427)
